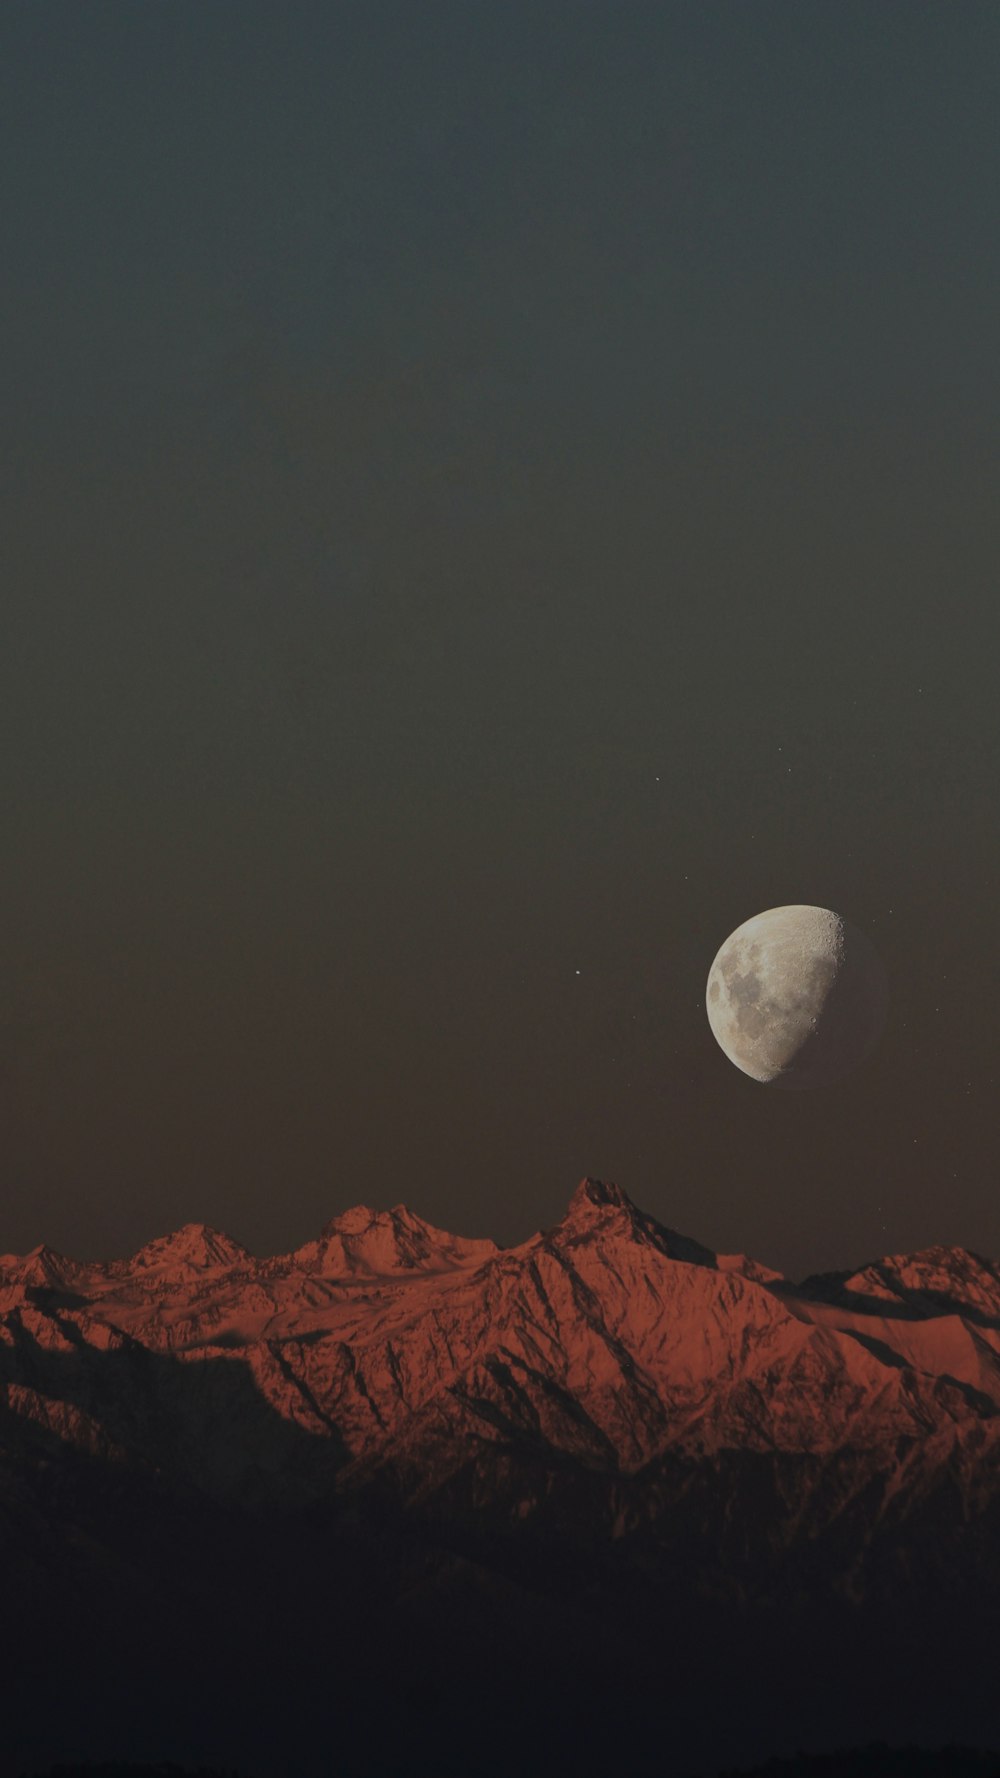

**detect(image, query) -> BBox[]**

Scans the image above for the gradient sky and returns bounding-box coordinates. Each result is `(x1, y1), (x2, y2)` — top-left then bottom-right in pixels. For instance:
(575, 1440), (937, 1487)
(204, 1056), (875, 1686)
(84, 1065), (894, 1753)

(3, 2), (1000, 1276)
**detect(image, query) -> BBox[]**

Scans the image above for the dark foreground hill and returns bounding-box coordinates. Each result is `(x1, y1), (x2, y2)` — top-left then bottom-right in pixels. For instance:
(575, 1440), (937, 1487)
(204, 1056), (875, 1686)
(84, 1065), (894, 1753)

(22, 1769), (248, 1778)
(1, 1180), (999, 1776)
(18, 1750), (1000, 1778)
(716, 1752), (1000, 1778)
(19, 1755), (1000, 1778)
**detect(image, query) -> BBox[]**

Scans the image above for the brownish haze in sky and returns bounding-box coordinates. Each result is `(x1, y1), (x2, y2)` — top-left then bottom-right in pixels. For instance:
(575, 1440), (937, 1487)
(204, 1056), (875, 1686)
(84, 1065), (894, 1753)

(2, 3), (1000, 1275)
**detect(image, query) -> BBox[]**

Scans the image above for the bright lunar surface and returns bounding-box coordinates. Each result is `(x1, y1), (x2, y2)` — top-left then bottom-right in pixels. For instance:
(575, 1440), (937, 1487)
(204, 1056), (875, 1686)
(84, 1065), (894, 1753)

(706, 905), (887, 1089)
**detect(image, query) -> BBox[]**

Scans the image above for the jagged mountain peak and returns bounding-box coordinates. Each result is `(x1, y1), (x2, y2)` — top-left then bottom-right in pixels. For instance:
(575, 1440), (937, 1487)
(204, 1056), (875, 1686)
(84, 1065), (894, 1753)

(25, 1241), (64, 1266)
(318, 1202), (381, 1237)
(560, 1176), (718, 1270)
(874, 1242), (996, 1280)
(567, 1176), (637, 1215)
(717, 1251), (785, 1285)
(124, 1222), (252, 1275)
(0, 1241), (79, 1285)
(843, 1244), (1000, 1318)
(320, 1201), (443, 1239)
(294, 1200), (499, 1277)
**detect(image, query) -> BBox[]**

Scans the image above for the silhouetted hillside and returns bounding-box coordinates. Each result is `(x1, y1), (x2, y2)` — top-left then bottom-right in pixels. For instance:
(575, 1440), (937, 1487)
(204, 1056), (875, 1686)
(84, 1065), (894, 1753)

(716, 1748), (1000, 1777)
(22, 1768), (250, 1778)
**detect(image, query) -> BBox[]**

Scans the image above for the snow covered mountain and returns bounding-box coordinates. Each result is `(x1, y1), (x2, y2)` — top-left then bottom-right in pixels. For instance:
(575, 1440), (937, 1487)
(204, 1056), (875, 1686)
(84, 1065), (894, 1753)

(1, 1176), (999, 1522)
(1, 1178), (998, 1776)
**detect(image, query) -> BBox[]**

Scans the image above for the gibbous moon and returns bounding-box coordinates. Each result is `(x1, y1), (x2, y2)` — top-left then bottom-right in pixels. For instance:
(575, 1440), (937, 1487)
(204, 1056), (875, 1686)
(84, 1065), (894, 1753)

(706, 905), (887, 1089)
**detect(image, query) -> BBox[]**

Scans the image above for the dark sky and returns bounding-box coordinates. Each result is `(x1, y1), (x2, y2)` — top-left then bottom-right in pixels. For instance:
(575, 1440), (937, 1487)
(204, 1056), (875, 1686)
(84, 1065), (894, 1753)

(3, 1), (999, 1277)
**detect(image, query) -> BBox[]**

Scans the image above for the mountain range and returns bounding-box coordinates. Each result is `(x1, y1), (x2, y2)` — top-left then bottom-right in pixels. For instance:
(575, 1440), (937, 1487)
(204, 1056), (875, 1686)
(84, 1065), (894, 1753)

(2, 1178), (999, 1777)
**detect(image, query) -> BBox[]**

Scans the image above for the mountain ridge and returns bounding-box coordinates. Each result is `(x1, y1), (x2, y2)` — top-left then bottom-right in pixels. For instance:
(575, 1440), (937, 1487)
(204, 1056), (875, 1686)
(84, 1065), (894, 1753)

(0, 1178), (998, 1776)
(7, 1174), (993, 1289)
(1, 1178), (999, 1496)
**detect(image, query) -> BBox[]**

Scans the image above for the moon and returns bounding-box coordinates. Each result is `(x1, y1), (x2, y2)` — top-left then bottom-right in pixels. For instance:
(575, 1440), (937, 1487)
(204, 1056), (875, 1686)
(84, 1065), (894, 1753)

(705, 905), (887, 1089)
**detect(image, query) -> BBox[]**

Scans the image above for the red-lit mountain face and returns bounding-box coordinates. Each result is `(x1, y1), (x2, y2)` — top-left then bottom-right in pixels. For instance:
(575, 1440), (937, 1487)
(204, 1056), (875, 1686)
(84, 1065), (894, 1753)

(2, 1176), (999, 1543)
(1, 1180), (999, 1778)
